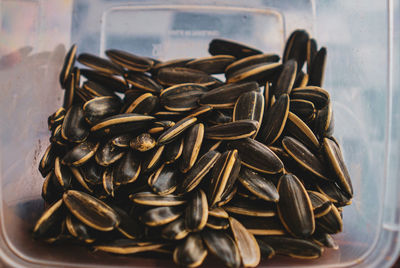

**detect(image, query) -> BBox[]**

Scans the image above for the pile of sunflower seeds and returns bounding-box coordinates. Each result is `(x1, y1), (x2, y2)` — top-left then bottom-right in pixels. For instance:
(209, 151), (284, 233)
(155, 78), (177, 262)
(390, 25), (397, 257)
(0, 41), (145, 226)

(35, 29), (353, 267)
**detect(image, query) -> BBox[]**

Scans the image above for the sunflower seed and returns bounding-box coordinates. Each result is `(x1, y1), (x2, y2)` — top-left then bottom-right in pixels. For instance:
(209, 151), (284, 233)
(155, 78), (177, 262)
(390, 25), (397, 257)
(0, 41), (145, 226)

(106, 49), (153, 72)
(63, 190), (120, 231)
(62, 140), (99, 166)
(130, 133), (156, 152)
(113, 151), (141, 185)
(77, 53), (123, 75)
(228, 138), (283, 174)
(157, 67), (219, 87)
(95, 139), (125, 166)
(83, 96), (121, 125)
(277, 173), (315, 237)
(33, 199), (64, 238)
(238, 167), (279, 202)
(225, 54), (280, 78)
(203, 229), (241, 268)
(141, 206), (182, 227)
(157, 117), (197, 145)
(206, 120), (258, 140)
(173, 234), (208, 267)
(233, 91), (264, 137)
(186, 55), (236, 74)
(130, 192), (186, 207)
(61, 105), (89, 143)
(259, 236), (322, 259)
(125, 71), (163, 93)
(209, 39), (262, 59)
(208, 150), (241, 208)
(180, 123), (204, 173)
(59, 44), (77, 88)
(229, 216), (261, 267)
(148, 164), (178, 195)
(162, 218), (189, 240)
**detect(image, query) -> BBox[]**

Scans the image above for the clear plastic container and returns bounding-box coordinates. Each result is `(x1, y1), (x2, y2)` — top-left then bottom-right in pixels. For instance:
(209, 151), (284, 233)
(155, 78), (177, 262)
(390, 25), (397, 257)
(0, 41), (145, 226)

(0, 0), (399, 267)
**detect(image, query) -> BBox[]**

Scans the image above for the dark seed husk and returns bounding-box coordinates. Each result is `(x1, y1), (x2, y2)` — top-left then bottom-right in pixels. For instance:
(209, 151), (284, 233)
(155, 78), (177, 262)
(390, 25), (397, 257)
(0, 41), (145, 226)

(229, 216), (261, 268)
(102, 168), (114, 197)
(208, 38), (262, 59)
(224, 198), (276, 217)
(209, 207), (229, 219)
(111, 134), (132, 148)
(53, 157), (72, 191)
(312, 232), (339, 250)
(259, 236), (322, 259)
(42, 172), (62, 204)
(257, 93), (289, 145)
(308, 47), (327, 87)
(83, 96), (121, 125)
(162, 218), (189, 240)
(59, 44), (77, 88)
(202, 229), (241, 268)
(256, 239), (276, 260)
(173, 234), (208, 267)
(33, 199), (64, 238)
(185, 105), (213, 119)
(228, 138), (283, 174)
(283, 30), (309, 72)
(106, 49), (153, 72)
(323, 137), (353, 196)
(125, 71), (163, 93)
(157, 67), (219, 87)
(316, 204), (343, 234)
(180, 150), (221, 193)
(77, 53), (123, 75)
(113, 151), (141, 185)
(62, 140), (99, 166)
(307, 38), (318, 74)
(180, 123), (204, 173)
(233, 91), (264, 137)
(113, 207), (144, 240)
(80, 68), (128, 93)
(205, 120), (258, 140)
(314, 102), (334, 138)
(207, 110), (233, 125)
(316, 181), (352, 207)
(186, 55), (236, 74)
(207, 216), (230, 230)
(157, 117), (197, 145)
(225, 54), (280, 78)
(274, 59), (297, 97)
(142, 145), (165, 173)
(293, 71), (309, 89)
(199, 81), (259, 108)
(130, 192), (186, 207)
(81, 160), (103, 185)
(95, 139), (125, 166)
(70, 167), (93, 193)
(81, 80), (117, 99)
(61, 105), (89, 143)
(39, 144), (58, 177)
(152, 58), (194, 74)
(208, 150), (241, 208)
(285, 112), (320, 152)
(141, 206), (182, 227)
(160, 83), (207, 112)
(238, 168), (279, 202)
(48, 108), (66, 131)
(227, 62), (282, 84)
(277, 174), (315, 238)
(307, 190), (332, 218)
(237, 216), (286, 236)
(123, 92), (158, 115)
(63, 190), (120, 231)
(148, 164), (178, 195)
(90, 113), (155, 138)
(50, 125), (68, 146)
(290, 99), (316, 123)
(291, 86), (329, 110)
(282, 136), (329, 181)
(65, 214), (95, 243)
(130, 133), (156, 152)
(94, 239), (164, 254)
(185, 189), (208, 232)
(164, 137), (184, 164)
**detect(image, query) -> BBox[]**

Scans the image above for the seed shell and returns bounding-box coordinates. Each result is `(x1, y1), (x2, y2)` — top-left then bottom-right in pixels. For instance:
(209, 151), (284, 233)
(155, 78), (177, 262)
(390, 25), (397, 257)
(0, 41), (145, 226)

(277, 174), (315, 237)
(63, 190), (120, 231)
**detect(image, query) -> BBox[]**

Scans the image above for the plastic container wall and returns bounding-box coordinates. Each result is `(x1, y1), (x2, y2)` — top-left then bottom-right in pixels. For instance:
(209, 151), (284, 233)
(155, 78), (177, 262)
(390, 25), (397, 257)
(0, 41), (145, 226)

(0, 0), (399, 267)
